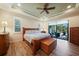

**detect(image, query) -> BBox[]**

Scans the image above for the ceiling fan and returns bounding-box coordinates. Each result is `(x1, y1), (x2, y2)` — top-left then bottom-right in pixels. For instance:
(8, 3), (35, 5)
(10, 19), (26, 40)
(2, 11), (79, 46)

(37, 3), (55, 14)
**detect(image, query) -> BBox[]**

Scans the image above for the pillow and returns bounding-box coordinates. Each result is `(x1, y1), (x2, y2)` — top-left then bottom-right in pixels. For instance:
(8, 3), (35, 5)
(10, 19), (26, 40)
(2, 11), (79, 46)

(32, 30), (40, 33)
(25, 31), (33, 34)
(25, 30), (40, 34)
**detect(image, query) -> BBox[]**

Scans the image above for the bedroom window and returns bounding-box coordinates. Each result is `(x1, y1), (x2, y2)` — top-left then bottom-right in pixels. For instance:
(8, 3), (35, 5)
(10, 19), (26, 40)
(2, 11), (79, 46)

(14, 17), (21, 32)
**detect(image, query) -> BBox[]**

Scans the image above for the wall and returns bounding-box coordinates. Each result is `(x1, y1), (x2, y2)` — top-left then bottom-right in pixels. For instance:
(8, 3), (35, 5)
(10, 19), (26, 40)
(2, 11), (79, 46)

(0, 8), (79, 42)
(0, 10), (40, 42)
(38, 15), (79, 34)
(48, 15), (79, 27)
(68, 16), (79, 27)
(39, 21), (48, 33)
(47, 15), (79, 41)
(48, 19), (68, 25)
(67, 16), (79, 41)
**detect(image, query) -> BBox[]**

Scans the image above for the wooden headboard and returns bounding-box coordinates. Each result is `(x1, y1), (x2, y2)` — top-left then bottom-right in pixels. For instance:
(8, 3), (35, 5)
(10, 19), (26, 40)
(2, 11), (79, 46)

(23, 27), (39, 34)
(22, 27), (39, 40)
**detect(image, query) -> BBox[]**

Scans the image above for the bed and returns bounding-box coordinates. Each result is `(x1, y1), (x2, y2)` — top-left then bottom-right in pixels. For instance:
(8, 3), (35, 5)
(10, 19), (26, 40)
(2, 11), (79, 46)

(23, 27), (51, 55)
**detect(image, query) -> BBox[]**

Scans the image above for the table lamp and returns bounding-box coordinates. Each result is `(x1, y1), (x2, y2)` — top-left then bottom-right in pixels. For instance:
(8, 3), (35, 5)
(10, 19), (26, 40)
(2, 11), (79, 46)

(2, 20), (8, 33)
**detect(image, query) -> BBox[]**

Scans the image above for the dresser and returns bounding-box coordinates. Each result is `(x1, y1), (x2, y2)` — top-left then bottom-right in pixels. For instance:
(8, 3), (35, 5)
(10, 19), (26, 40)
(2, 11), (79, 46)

(70, 27), (79, 46)
(0, 33), (9, 55)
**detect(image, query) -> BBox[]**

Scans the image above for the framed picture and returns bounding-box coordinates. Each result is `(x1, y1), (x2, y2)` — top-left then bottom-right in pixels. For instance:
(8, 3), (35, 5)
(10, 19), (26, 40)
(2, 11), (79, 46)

(13, 17), (21, 32)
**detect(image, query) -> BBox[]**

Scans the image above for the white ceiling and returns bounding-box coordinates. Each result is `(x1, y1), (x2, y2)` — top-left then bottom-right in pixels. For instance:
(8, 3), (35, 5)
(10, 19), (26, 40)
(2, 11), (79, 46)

(12, 3), (76, 18)
(0, 3), (79, 21)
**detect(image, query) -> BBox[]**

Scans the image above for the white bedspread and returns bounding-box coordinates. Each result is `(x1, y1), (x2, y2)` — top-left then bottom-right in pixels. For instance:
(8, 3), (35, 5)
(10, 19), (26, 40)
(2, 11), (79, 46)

(24, 33), (50, 43)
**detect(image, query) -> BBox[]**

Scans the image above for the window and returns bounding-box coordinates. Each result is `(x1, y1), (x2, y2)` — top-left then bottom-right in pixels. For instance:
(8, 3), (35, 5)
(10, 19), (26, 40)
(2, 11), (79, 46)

(14, 17), (21, 32)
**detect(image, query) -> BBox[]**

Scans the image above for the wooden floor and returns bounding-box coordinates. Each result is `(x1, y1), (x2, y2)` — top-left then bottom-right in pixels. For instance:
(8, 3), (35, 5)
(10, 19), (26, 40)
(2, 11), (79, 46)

(6, 39), (79, 56)
(6, 41), (32, 56)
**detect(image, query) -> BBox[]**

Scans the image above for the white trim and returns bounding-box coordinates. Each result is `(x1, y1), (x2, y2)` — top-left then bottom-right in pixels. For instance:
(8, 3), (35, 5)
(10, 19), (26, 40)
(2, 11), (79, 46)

(13, 16), (22, 33)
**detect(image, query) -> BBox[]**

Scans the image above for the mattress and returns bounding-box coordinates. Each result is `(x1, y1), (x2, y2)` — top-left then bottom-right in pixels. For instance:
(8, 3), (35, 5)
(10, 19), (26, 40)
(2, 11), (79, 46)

(24, 33), (50, 43)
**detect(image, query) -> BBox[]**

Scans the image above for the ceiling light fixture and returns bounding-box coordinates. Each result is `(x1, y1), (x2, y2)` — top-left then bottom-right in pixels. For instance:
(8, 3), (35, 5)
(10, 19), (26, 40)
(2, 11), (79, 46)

(17, 3), (21, 6)
(67, 5), (71, 9)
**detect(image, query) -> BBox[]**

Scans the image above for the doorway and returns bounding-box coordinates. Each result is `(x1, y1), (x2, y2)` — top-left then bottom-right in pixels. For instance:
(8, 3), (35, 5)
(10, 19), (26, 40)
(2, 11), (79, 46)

(48, 20), (69, 41)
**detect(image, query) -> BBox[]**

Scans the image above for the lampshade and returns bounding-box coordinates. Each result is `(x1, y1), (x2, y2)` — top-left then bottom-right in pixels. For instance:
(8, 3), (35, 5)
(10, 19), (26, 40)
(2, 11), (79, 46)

(2, 20), (8, 33)
(2, 21), (8, 26)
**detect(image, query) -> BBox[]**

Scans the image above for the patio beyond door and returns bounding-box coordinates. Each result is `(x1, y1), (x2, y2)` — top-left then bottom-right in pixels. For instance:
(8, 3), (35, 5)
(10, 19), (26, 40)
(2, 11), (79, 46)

(48, 21), (69, 41)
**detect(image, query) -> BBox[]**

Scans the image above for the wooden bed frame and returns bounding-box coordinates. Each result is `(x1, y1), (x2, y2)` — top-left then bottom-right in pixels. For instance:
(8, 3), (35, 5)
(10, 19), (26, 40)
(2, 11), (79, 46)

(22, 27), (51, 55)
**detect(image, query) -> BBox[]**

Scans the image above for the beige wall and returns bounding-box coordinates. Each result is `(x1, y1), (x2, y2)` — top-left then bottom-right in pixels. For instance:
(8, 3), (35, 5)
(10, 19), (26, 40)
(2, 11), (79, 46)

(34, 15), (79, 34)
(0, 10), (40, 42)
(39, 21), (48, 33)
(68, 16), (79, 41)
(68, 16), (79, 27)
(47, 15), (79, 41)
(48, 15), (79, 28)
(0, 8), (79, 42)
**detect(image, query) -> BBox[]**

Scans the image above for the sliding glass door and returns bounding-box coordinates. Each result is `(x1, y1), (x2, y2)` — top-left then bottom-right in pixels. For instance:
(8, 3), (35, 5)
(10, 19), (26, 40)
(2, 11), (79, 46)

(48, 22), (69, 41)
(48, 25), (56, 37)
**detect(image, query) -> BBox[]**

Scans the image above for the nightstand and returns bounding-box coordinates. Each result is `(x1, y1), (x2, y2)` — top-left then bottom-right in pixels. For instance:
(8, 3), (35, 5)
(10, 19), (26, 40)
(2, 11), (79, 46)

(0, 33), (9, 55)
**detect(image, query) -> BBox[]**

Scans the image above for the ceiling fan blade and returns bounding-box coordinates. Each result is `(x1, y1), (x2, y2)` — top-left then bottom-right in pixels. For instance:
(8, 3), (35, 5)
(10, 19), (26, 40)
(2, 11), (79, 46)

(37, 8), (43, 10)
(40, 10), (44, 14)
(45, 10), (49, 14)
(47, 7), (55, 10)
(44, 3), (49, 8)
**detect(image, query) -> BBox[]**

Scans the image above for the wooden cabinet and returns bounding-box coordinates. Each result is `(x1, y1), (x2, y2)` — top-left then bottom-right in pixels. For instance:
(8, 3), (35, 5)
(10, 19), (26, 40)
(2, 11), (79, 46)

(70, 27), (79, 45)
(41, 38), (57, 55)
(0, 33), (9, 55)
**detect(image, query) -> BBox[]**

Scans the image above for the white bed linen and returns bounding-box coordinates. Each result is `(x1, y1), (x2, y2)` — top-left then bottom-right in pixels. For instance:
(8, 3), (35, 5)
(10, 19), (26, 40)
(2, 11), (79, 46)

(24, 33), (50, 43)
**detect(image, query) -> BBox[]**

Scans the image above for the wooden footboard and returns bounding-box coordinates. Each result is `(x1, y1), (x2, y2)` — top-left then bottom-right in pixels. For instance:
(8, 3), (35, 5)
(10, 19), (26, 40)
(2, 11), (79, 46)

(23, 39), (40, 55)
(31, 40), (40, 55)
(23, 27), (40, 55)
(22, 27), (52, 55)
(24, 36), (51, 55)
